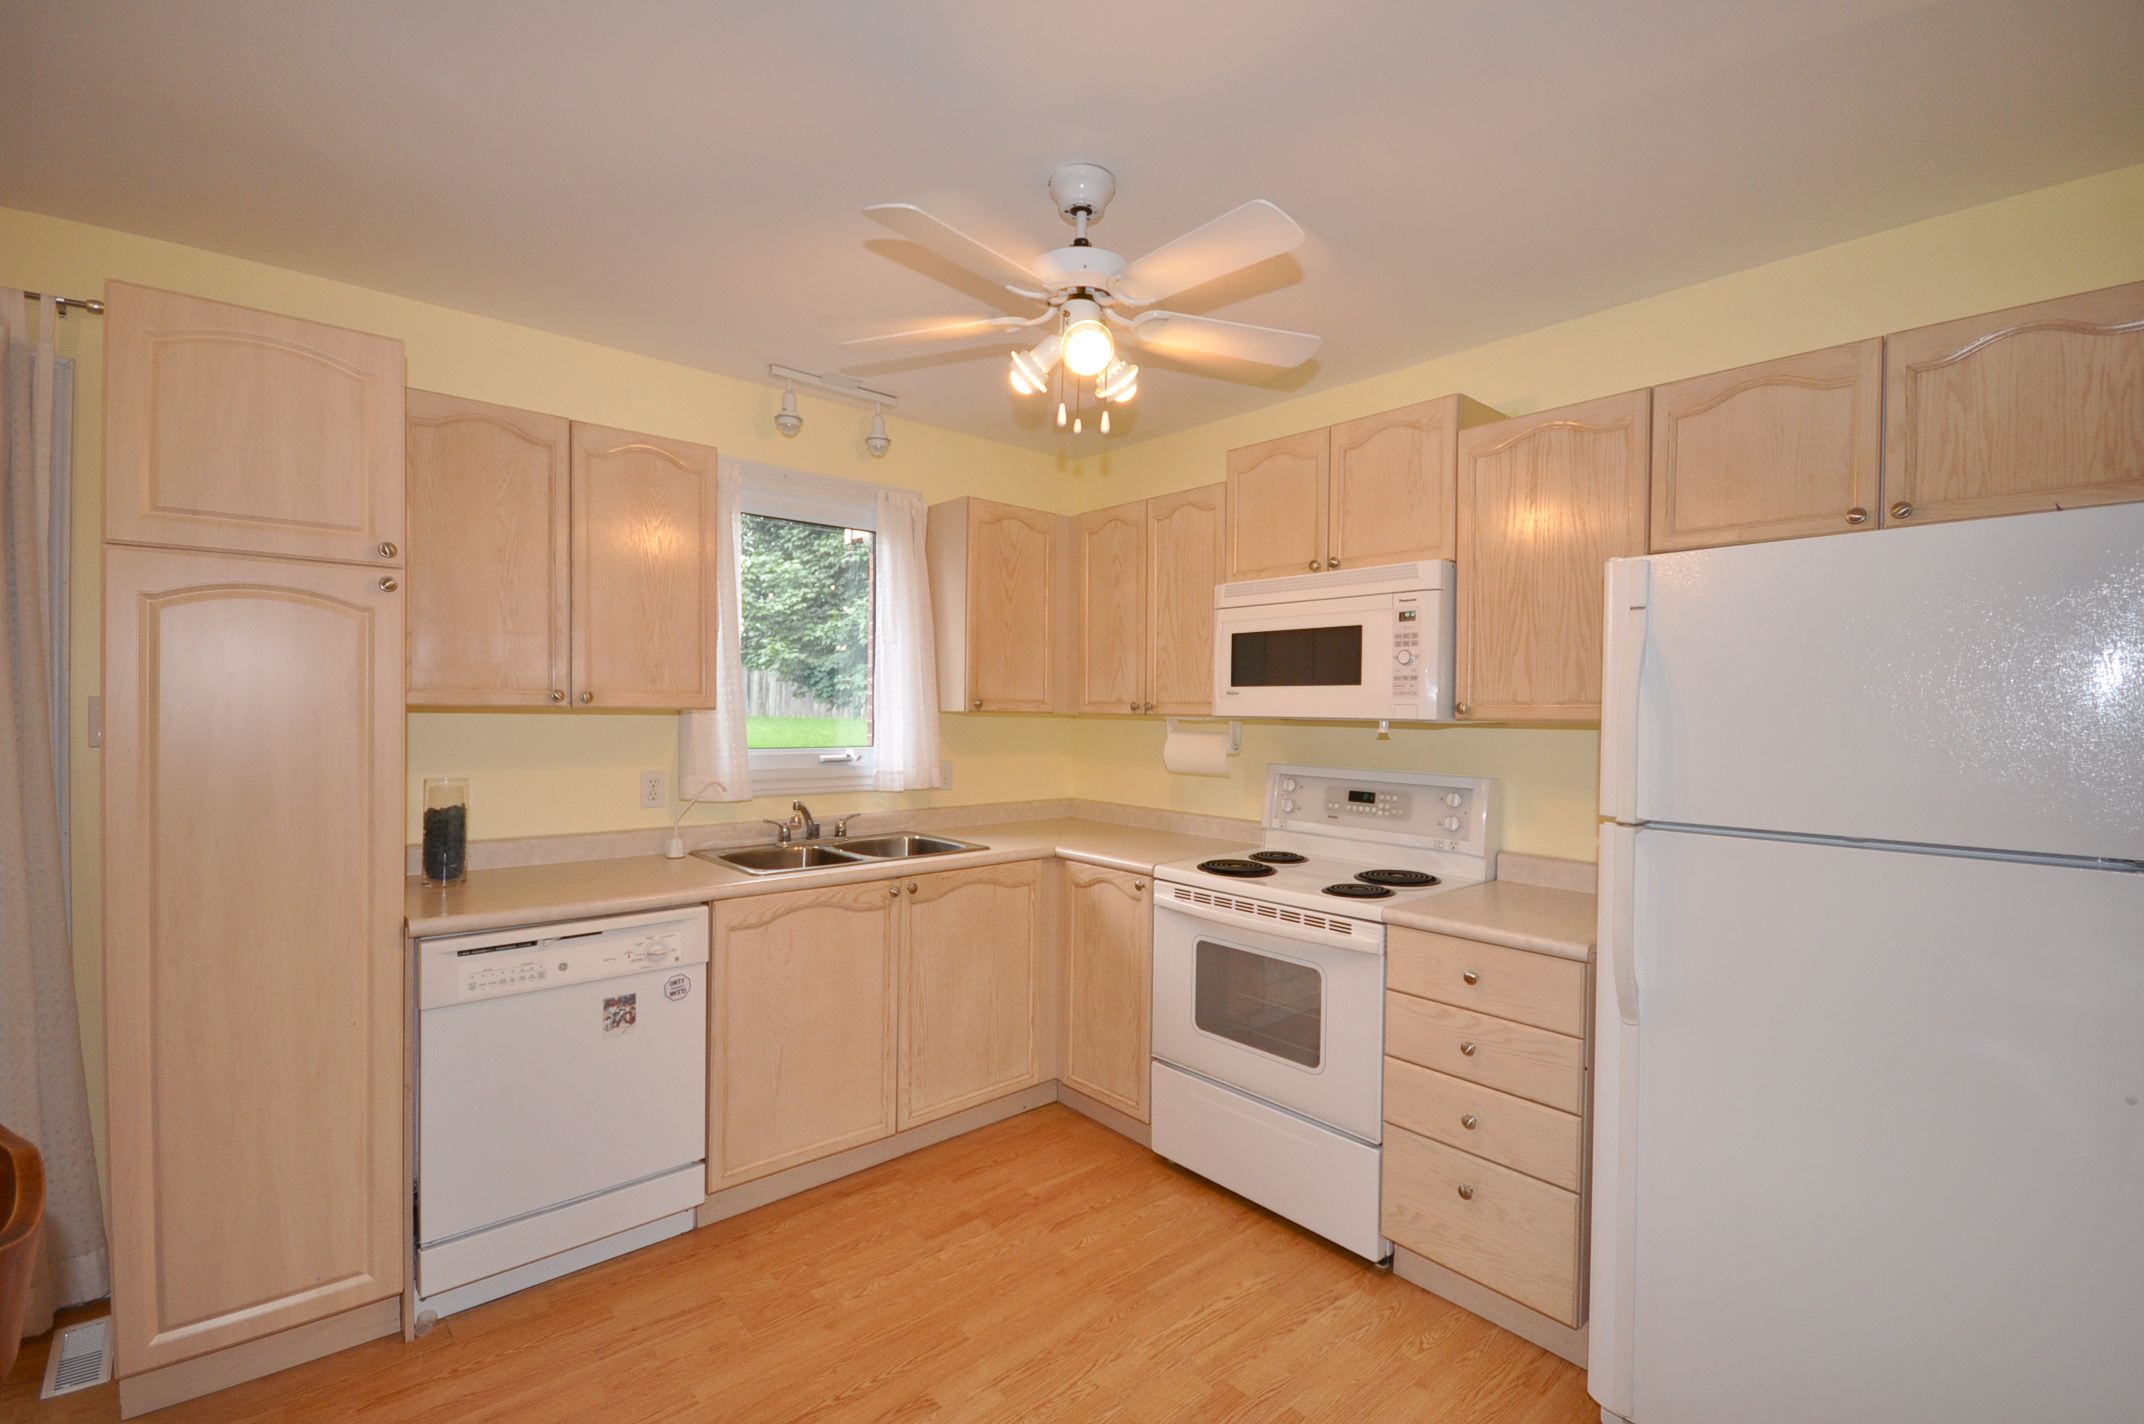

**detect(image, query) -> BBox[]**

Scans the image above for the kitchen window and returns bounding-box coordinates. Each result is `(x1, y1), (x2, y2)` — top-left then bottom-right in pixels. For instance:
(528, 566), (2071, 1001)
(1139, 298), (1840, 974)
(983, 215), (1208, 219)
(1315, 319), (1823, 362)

(738, 466), (879, 792)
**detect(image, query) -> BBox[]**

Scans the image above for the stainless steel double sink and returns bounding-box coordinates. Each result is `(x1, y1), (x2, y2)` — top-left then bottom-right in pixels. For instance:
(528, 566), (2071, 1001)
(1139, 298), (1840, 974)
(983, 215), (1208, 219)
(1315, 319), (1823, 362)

(694, 832), (986, 876)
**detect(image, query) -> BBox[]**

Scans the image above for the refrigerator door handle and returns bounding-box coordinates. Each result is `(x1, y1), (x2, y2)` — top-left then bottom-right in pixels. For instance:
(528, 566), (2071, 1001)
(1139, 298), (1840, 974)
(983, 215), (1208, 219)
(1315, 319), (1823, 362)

(1600, 558), (1652, 823)
(1601, 823), (1640, 1026)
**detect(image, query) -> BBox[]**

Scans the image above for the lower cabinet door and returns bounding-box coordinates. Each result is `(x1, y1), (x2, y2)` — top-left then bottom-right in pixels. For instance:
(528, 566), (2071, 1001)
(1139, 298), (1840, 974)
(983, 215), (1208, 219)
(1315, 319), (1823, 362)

(103, 546), (405, 1375)
(711, 884), (899, 1189)
(1062, 865), (1152, 1121)
(899, 862), (1043, 1128)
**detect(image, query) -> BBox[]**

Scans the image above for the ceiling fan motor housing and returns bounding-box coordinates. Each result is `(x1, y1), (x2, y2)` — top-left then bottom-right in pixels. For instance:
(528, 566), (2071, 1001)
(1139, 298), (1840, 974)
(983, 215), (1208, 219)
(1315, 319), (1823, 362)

(1048, 162), (1117, 223)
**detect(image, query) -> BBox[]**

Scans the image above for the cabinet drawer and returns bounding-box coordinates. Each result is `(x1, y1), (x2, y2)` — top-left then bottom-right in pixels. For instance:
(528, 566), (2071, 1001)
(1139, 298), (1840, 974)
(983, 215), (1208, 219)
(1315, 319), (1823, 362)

(1382, 1124), (1582, 1326)
(1386, 992), (1584, 1113)
(1384, 1056), (1581, 1192)
(1388, 927), (1586, 1035)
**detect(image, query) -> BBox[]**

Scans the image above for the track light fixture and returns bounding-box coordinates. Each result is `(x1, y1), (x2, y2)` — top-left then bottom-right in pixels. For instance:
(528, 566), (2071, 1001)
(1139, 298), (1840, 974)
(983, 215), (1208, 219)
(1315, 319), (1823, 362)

(865, 404), (891, 458)
(774, 382), (802, 437)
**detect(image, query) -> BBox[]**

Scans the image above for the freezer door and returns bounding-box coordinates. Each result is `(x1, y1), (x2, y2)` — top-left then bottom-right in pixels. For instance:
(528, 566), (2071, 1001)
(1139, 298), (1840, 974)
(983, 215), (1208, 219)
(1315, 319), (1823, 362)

(1611, 828), (2144, 1424)
(1601, 502), (2144, 860)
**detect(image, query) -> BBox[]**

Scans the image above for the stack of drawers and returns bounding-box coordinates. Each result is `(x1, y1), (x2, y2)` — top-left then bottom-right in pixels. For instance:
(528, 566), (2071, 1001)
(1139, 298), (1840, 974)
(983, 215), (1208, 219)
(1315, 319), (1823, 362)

(1381, 926), (1591, 1328)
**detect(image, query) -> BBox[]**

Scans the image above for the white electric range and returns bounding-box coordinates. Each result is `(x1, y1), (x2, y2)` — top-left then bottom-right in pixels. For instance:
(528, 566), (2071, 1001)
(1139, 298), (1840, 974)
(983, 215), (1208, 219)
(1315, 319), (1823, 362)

(1150, 764), (1499, 1261)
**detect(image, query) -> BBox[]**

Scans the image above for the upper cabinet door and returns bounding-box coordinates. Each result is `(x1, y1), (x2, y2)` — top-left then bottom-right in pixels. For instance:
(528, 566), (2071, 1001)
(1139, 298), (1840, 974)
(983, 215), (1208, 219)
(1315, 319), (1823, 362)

(1225, 429), (1329, 579)
(1328, 397), (1483, 569)
(966, 499), (1060, 712)
(1146, 482), (1225, 716)
(1650, 339), (1883, 551)
(568, 422), (721, 709)
(405, 392), (571, 706)
(1077, 500), (1148, 713)
(104, 282), (405, 566)
(1884, 282), (2144, 526)
(1456, 391), (1650, 722)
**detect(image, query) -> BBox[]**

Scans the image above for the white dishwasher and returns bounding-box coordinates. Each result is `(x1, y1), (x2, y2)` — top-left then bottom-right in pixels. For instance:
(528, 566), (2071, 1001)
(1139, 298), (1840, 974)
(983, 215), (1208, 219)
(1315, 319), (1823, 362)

(416, 906), (708, 1321)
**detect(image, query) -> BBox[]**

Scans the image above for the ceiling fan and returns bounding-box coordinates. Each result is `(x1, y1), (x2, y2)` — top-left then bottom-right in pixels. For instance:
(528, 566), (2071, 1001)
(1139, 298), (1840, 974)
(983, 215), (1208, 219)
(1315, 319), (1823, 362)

(843, 163), (1320, 433)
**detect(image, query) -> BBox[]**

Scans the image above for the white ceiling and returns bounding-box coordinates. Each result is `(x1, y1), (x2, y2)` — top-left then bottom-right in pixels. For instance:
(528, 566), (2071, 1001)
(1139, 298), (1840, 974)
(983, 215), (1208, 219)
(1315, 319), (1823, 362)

(4, 1), (2139, 450)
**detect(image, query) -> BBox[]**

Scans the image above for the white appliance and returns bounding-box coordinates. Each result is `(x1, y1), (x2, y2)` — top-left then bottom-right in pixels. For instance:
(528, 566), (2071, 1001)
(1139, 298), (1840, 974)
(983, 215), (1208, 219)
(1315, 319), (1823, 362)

(1152, 765), (1498, 1260)
(1591, 502), (2144, 1424)
(1212, 561), (1454, 721)
(416, 906), (710, 1319)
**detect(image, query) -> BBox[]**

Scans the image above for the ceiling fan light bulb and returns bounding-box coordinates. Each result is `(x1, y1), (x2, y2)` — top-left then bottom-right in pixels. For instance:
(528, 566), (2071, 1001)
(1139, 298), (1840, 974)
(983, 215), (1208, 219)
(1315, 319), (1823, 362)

(1061, 318), (1114, 377)
(1111, 381), (1136, 404)
(1096, 358), (1137, 401)
(1008, 346), (1046, 395)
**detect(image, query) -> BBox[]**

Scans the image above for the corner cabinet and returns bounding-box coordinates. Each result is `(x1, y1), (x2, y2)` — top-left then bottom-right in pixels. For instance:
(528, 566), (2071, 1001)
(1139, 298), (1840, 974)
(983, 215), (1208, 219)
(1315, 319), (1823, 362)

(103, 546), (405, 1374)
(103, 281), (406, 569)
(570, 423), (722, 709)
(404, 391), (572, 705)
(1076, 483), (1226, 715)
(710, 883), (900, 1190)
(1649, 340), (1883, 551)
(1455, 391), (1650, 722)
(1882, 281), (2144, 526)
(1061, 865), (1152, 1122)
(899, 862), (1044, 1129)
(927, 497), (1076, 712)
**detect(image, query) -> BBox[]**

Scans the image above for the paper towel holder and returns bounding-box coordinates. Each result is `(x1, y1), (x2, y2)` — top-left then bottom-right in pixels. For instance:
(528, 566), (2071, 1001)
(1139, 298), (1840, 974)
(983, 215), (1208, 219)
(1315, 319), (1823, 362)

(1166, 717), (1243, 755)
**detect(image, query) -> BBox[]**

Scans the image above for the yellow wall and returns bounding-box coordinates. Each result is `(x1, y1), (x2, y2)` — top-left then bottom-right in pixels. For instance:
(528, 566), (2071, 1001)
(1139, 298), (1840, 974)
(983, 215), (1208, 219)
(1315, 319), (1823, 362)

(1053, 163), (2144, 849)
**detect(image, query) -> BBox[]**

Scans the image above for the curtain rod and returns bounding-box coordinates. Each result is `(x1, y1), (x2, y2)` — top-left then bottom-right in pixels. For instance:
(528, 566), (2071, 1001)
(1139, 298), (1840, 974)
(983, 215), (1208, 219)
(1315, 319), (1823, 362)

(22, 291), (104, 317)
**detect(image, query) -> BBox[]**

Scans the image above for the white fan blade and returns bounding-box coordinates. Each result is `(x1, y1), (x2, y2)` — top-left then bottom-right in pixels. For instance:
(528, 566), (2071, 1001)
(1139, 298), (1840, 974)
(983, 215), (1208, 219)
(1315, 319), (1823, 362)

(1131, 311), (1322, 368)
(1115, 200), (1306, 305)
(864, 203), (1043, 292)
(839, 315), (1036, 350)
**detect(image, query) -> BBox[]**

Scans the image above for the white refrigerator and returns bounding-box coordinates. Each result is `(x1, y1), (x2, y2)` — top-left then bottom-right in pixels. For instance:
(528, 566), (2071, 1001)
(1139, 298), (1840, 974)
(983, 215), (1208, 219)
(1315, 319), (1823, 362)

(1589, 502), (2144, 1424)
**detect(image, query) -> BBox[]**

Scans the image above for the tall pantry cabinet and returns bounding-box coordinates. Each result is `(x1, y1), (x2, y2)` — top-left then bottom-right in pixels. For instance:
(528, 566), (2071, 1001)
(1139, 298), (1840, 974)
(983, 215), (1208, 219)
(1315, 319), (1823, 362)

(101, 283), (408, 1389)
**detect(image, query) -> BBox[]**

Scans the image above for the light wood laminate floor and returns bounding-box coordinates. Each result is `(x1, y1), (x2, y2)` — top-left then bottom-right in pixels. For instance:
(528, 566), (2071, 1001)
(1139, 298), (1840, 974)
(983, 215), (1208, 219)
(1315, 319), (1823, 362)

(7, 1105), (1594, 1422)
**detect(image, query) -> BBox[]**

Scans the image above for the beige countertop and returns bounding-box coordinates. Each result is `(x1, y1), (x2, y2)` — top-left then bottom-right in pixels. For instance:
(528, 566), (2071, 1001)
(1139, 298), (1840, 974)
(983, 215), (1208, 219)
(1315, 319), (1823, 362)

(1385, 880), (1597, 961)
(405, 816), (1253, 938)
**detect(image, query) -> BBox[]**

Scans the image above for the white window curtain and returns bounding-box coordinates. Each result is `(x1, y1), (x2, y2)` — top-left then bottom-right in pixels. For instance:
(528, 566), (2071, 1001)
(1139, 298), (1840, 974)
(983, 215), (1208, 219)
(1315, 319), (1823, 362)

(677, 463), (751, 802)
(2, 290), (110, 1340)
(872, 487), (942, 791)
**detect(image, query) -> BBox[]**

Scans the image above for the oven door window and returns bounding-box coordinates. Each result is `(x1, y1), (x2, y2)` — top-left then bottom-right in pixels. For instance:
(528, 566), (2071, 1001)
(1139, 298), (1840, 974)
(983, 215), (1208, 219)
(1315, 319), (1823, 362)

(1193, 939), (1322, 1068)
(1229, 625), (1363, 687)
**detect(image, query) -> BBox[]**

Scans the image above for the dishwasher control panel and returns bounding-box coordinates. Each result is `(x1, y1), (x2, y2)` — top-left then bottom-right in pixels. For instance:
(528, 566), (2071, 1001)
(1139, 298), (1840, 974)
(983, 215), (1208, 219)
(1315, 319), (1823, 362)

(418, 907), (710, 1008)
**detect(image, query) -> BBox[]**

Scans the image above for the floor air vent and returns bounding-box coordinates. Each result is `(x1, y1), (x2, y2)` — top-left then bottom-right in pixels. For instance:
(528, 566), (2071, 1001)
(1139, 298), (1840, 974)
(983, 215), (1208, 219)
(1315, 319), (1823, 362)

(41, 1315), (112, 1398)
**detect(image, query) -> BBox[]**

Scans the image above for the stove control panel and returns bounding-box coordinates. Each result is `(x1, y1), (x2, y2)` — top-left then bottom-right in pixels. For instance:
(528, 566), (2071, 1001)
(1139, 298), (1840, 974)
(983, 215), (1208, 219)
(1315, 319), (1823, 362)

(1267, 766), (1500, 864)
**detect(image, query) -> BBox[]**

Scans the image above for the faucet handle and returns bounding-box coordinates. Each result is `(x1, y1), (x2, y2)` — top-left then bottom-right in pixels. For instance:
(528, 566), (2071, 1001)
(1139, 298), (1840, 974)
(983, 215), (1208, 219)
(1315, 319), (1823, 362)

(833, 817), (850, 838)
(762, 818), (793, 845)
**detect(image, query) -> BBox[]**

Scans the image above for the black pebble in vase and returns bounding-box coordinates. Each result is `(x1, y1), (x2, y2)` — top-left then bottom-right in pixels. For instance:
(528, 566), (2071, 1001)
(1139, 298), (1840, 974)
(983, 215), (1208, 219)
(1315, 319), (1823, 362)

(423, 804), (468, 884)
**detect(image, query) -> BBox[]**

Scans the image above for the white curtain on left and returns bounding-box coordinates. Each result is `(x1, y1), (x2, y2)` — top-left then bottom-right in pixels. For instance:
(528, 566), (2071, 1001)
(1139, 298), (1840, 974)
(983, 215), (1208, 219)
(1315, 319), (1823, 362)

(1, 291), (110, 1339)
(677, 462), (751, 804)
(872, 487), (942, 791)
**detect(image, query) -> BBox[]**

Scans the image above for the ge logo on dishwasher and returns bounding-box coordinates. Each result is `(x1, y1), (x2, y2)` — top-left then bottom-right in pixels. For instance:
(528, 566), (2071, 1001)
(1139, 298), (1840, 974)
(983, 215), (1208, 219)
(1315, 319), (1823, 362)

(664, 974), (692, 1002)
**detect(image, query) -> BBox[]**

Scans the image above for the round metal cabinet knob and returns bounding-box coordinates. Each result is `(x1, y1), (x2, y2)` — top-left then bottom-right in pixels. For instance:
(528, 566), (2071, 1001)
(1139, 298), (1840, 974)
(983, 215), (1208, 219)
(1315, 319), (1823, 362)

(579, 691), (594, 704)
(377, 576), (398, 592)
(1890, 501), (1915, 520)
(1461, 1114), (1479, 1130)
(1459, 1041), (1478, 1057)
(1130, 702), (1139, 713)
(1454, 702), (1470, 718)
(1456, 1184), (1476, 1201)
(1328, 558), (1341, 569)
(906, 882), (918, 895)
(1143, 702), (1154, 713)
(378, 541), (398, 558)
(1462, 970), (1480, 986)
(549, 689), (566, 703)
(1307, 559), (1323, 571)
(972, 698), (983, 710)
(1845, 508), (1868, 525)
(888, 885), (900, 898)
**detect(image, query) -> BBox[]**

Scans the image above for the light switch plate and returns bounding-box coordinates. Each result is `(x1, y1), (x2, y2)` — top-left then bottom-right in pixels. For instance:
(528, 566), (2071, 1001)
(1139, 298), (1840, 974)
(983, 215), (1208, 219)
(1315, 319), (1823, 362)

(639, 770), (665, 809)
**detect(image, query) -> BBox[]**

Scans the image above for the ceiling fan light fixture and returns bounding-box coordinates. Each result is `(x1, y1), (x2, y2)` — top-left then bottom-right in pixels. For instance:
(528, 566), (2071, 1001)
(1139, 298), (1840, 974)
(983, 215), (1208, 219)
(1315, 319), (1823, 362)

(1061, 317), (1114, 378)
(1008, 333), (1060, 396)
(1096, 358), (1138, 401)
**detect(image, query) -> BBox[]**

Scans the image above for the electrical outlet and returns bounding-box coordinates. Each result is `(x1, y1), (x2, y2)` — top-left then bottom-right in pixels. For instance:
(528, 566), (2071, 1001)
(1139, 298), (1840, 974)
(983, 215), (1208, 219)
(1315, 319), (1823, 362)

(639, 770), (665, 809)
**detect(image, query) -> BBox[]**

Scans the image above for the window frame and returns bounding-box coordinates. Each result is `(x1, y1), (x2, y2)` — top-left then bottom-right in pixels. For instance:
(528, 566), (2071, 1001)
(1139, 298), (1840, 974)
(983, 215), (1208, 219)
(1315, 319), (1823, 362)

(731, 460), (881, 795)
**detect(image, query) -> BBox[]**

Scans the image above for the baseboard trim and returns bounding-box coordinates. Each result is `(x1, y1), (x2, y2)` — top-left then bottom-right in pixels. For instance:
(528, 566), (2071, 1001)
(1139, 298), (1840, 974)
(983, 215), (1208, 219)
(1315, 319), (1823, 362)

(697, 1081), (1060, 1226)
(117, 1297), (401, 1419)
(1390, 1246), (1587, 1366)
(1055, 1083), (1151, 1146)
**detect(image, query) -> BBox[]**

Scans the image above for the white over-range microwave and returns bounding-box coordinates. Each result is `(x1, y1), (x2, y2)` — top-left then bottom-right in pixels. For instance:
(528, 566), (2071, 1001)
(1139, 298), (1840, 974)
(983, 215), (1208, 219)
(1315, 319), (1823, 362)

(1211, 560), (1455, 721)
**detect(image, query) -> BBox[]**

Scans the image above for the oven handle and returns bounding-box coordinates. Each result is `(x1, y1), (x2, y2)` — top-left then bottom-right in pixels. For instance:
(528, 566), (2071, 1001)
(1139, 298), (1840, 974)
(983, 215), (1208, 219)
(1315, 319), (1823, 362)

(1153, 888), (1387, 956)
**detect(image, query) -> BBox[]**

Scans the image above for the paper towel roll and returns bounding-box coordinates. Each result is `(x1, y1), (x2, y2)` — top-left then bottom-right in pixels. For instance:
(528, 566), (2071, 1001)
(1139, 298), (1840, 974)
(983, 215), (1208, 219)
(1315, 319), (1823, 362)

(1162, 722), (1232, 776)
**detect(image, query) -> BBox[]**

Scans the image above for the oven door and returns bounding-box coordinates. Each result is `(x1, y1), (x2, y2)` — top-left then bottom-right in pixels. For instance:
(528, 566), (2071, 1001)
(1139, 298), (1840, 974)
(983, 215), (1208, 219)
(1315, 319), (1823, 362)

(1152, 897), (1384, 1142)
(1213, 592), (1396, 721)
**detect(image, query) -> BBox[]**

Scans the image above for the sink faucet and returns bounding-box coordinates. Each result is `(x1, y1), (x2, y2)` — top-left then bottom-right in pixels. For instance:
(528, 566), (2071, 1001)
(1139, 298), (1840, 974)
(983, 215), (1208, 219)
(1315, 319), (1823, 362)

(791, 800), (821, 839)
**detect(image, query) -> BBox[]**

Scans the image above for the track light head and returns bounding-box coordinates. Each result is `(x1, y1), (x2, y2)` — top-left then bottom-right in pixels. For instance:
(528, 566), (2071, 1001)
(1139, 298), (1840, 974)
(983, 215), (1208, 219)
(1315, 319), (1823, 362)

(865, 405), (891, 458)
(774, 383), (802, 437)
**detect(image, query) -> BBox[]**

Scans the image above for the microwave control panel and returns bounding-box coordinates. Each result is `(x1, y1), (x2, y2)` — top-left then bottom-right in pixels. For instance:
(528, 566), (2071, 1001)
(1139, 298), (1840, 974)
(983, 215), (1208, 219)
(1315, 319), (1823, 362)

(1389, 594), (1426, 716)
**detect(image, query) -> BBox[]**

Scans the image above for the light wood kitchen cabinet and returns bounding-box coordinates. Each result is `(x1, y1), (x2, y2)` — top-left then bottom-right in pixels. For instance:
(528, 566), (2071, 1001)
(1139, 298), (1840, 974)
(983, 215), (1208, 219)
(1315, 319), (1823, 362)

(1649, 339), (1883, 551)
(569, 422), (722, 708)
(1455, 390), (1650, 722)
(404, 391), (572, 705)
(103, 545), (405, 1375)
(1061, 865), (1152, 1122)
(928, 496), (1076, 712)
(898, 862), (1044, 1128)
(710, 883), (900, 1190)
(103, 281), (406, 568)
(1883, 281), (2144, 526)
(1075, 483), (1226, 715)
(1225, 428), (1329, 579)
